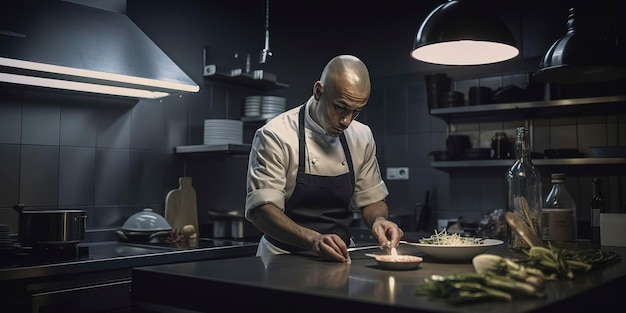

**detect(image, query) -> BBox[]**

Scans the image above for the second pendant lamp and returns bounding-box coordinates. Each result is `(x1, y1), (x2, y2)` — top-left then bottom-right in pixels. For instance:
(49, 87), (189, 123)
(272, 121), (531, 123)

(533, 7), (626, 84)
(411, 0), (519, 66)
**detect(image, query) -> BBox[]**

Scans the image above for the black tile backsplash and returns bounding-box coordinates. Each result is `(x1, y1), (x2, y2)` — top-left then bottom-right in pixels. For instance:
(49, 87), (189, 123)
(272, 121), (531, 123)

(162, 96), (190, 151)
(60, 100), (97, 147)
(21, 93), (60, 146)
(383, 87), (408, 135)
(95, 148), (130, 206)
(20, 145), (59, 207)
(130, 100), (164, 150)
(0, 144), (20, 207)
(59, 146), (95, 207)
(96, 103), (132, 149)
(0, 86), (22, 144)
(130, 150), (163, 205)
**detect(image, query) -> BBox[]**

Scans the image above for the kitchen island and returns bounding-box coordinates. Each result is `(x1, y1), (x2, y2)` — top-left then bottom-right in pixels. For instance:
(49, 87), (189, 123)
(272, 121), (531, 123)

(131, 242), (625, 313)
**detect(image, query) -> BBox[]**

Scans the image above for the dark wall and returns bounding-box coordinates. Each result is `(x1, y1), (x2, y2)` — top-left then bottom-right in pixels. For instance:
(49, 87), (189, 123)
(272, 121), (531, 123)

(0, 0), (623, 240)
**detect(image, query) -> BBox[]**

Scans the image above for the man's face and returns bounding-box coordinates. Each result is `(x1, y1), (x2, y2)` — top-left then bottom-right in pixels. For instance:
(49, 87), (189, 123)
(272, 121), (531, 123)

(314, 81), (368, 137)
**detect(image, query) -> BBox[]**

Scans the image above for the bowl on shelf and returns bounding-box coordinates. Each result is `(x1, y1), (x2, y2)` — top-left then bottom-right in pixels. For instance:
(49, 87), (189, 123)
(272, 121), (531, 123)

(590, 146), (626, 158)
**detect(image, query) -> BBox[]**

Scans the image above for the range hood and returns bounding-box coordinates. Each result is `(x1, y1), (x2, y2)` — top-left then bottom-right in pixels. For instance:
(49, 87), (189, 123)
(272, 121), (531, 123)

(0, 0), (199, 99)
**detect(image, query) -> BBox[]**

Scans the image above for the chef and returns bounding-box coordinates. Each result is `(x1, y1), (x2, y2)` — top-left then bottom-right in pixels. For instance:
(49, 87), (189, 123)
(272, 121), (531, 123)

(245, 55), (403, 262)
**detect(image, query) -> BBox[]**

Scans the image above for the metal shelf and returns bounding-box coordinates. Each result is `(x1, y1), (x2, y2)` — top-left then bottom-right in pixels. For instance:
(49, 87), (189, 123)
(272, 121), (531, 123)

(203, 71), (288, 90)
(175, 144), (251, 155)
(430, 95), (626, 120)
(432, 157), (626, 168)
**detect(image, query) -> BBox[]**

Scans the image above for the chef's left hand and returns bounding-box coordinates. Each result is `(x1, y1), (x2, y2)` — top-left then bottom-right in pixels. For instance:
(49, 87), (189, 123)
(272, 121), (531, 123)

(371, 218), (404, 249)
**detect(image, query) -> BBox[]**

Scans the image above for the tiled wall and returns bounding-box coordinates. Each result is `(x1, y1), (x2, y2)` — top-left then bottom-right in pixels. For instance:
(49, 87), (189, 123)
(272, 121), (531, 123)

(372, 73), (626, 234)
(0, 85), (191, 241)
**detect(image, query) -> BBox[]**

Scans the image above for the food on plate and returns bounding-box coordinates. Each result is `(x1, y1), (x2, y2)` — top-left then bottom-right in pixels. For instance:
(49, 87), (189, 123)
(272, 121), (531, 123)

(376, 255), (423, 263)
(418, 229), (484, 246)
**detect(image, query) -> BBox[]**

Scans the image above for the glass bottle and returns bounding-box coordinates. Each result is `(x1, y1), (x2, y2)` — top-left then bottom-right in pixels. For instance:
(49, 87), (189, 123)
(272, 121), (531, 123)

(542, 173), (577, 248)
(590, 178), (606, 249)
(506, 127), (542, 251)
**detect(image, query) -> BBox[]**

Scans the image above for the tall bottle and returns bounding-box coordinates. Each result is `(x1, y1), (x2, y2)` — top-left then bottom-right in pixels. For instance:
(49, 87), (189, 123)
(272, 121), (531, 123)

(590, 178), (606, 249)
(542, 173), (577, 248)
(506, 127), (542, 251)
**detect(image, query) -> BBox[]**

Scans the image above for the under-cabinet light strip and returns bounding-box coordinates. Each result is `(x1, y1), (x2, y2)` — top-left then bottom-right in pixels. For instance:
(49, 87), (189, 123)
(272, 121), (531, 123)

(0, 72), (170, 99)
(0, 56), (199, 93)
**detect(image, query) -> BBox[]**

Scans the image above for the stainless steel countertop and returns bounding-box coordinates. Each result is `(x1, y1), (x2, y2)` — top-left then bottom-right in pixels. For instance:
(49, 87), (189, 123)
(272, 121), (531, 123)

(131, 243), (626, 313)
(0, 239), (258, 281)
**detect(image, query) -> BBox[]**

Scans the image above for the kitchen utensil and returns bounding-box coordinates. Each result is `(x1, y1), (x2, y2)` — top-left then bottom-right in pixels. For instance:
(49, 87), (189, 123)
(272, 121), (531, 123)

(424, 73), (451, 109)
(13, 204), (86, 246)
(442, 91), (464, 107)
(504, 211), (542, 248)
(446, 134), (472, 157)
(347, 245), (386, 252)
(401, 239), (503, 262)
(469, 86), (492, 105)
(491, 132), (512, 159)
(117, 208), (172, 243)
(365, 253), (423, 270)
(463, 148), (492, 160)
(165, 177), (199, 236)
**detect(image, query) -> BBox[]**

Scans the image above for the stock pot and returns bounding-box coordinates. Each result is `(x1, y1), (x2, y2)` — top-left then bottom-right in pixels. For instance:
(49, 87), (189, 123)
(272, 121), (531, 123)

(13, 204), (87, 246)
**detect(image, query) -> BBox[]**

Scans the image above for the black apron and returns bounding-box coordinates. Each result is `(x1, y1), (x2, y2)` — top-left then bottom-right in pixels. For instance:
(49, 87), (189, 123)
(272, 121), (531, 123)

(266, 105), (355, 252)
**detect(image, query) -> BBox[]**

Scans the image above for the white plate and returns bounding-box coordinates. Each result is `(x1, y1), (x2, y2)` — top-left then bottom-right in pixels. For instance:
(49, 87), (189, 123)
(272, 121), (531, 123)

(402, 239), (503, 262)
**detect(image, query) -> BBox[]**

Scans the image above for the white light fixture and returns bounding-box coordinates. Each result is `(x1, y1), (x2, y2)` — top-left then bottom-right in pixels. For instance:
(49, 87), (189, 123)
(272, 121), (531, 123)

(411, 0), (519, 65)
(0, 57), (198, 99)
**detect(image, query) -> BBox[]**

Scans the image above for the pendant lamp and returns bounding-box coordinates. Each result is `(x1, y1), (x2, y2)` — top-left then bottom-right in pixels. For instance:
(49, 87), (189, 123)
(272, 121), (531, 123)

(411, 0), (519, 65)
(533, 7), (626, 84)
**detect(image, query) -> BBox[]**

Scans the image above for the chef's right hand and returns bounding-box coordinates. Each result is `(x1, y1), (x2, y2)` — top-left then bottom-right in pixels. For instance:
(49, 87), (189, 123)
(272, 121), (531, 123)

(311, 234), (350, 262)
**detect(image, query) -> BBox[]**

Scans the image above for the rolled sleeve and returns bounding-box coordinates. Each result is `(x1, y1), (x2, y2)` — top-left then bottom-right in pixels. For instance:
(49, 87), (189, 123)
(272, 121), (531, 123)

(353, 180), (389, 208)
(245, 188), (286, 214)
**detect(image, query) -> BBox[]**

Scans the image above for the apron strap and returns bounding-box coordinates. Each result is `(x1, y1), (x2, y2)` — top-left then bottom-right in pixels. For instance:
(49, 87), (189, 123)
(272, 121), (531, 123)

(297, 105), (355, 191)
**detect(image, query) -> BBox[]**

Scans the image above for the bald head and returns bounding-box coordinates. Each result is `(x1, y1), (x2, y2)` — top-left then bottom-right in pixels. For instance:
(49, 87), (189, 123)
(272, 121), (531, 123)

(310, 55), (371, 136)
(320, 55), (371, 97)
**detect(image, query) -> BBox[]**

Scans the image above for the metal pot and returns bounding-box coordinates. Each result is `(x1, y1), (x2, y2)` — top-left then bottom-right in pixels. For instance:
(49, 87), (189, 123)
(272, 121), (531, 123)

(13, 204), (87, 246)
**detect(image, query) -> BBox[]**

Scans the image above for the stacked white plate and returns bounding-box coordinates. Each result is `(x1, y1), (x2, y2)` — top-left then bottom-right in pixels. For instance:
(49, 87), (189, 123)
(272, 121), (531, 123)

(244, 96), (262, 117)
(244, 95), (286, 119)
(204, 119), (243, 145)
(261, 96), (286, 116)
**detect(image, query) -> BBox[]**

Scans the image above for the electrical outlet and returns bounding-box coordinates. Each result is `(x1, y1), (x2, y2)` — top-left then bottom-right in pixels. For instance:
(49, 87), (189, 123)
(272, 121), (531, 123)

(386, 167), (409, 180)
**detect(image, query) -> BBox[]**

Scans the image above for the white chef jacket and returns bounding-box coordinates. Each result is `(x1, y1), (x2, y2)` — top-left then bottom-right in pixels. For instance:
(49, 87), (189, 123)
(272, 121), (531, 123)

(245, 95), (389, 222)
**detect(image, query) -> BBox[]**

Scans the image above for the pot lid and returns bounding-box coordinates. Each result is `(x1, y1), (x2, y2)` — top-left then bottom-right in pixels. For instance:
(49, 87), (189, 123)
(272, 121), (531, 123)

(121, 208), (172, 232)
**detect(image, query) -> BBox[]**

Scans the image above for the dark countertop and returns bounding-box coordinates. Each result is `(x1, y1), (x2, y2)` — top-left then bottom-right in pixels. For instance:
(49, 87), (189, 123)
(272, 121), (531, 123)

(131, 243), (626, 313)
(0, 238), (259, 281)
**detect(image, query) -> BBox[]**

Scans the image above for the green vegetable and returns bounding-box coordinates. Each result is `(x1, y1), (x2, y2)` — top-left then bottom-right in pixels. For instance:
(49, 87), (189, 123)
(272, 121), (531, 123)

(416, 272), (544, 304)
(416, 273), (513, 303)
(417, 246), (622, 304)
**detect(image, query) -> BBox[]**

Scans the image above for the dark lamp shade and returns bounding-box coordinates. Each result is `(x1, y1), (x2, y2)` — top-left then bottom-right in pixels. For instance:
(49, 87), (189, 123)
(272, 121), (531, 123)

(411, 0), (518, 65)
(533, 8), (626, 84)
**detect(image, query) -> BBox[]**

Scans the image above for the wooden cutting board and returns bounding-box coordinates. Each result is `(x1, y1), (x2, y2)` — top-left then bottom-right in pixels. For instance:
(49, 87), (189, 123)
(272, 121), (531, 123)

(165, 177), (199, 237)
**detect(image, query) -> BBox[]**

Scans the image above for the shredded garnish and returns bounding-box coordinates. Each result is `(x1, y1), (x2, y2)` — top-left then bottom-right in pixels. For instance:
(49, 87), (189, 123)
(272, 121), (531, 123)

(418, 229), (484, 246)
